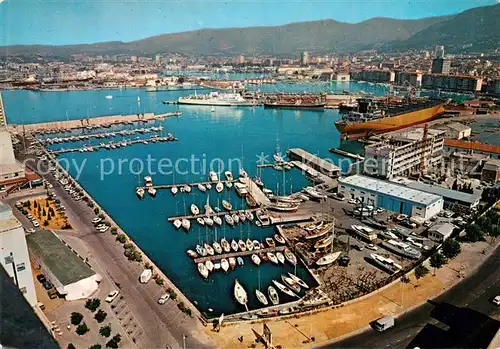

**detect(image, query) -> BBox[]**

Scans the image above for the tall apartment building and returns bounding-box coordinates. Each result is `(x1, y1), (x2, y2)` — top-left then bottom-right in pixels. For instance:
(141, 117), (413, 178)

(421, 74), (483, 93)
(351, 69), (395, 83)
(431, 58), (451, 74)
(363, 128), (445, 179)
(0, 203), (37, 306)
(395, 71), (422, 87)
(300, 51), (309, 66)
(434, 45), (445, 59)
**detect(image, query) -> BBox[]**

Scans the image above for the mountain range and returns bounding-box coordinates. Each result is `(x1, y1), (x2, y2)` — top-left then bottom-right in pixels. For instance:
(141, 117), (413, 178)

(1, 4), (498, 57)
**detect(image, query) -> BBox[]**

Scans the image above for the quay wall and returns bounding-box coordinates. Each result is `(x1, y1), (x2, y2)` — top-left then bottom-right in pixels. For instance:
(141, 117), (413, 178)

(8, 112), (156, 133)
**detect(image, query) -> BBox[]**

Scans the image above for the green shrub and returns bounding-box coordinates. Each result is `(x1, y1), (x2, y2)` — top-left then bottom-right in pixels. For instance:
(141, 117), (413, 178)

(94, 309), (107, 323)
(99, 324), (111, 338)
(85, 298), (101, 312)
(76, 323), (89, 336)
(70, 312), (83, 325)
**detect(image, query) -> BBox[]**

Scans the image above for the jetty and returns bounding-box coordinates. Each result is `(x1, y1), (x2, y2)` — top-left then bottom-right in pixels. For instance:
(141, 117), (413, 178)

(137, 179), (238, 192)
(287, 148), (340, 178)
(329, 148), (364, 161)
(167, 207), (260, 222)
(193, 246), (286, 263)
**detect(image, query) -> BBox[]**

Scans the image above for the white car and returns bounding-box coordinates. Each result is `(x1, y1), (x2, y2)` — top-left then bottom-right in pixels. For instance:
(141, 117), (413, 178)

(25, 228), (36, 233)
(158, 293), (170, 305)
(348, 199), (357, 204)
(492, 295), (500, 306)
(105, 290), (120, 303)
(32, 221), (40, 227)
(366, 244), (378, 251)
(99, 226), (109, 233)
(92, 217), (102, 224)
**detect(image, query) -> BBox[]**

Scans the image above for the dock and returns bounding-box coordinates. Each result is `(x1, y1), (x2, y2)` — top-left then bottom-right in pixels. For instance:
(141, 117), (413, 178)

(329, 148), (364, 160)
(245, 178), (272, 206)
(269, 214), (314, 225)
(167, 207), (260, 222)
(138, 179), (238, 192)
(193, 246), (286, 263)
(287, 148), (340, 178)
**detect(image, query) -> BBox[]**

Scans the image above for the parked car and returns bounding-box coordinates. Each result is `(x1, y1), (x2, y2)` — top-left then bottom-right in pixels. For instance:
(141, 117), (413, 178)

(492, 295), (500, 306)
(354, 244), (364, 251)
(158, 293), (170, 305)
(372, 316), (395, 332)
(25, 228), (36, 233)
(36, 274), (46, 283)
(32, 221), (40, 228)
(105, 290), (120, 303)
(47, 289), (58, 299)
(366, 244), (378, 251)
(42, 281), (53, 290)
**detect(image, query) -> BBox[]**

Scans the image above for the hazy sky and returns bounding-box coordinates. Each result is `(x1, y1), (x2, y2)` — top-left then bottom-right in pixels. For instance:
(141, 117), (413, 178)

(0, 0), (496, 46)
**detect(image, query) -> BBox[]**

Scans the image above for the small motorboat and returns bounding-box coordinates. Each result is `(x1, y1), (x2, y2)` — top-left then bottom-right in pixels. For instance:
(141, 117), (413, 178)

(186, 250), (198, 258)
(260, 253), (268, 262)
(251, 254), (261, 266)
(205, 260), (214, 272)
(173, 219), (182, 229)
(232, 214), (240, 224)
(281, 275), (301, 293)
(148, 187), (157, 197)
(191, 204), (200, 215)
(231, 240), (239, 252)
(181, 219), (191, 231)
(171, 186), (178, 195)
(284, 248), (297, 265)
(229, 257), (237, 269)
(195, 245), (205, 257)
(225, 215), (234, 226)
(198, 263), (209, 279)
(213, 216), (223, 226)
(183, 184), (191, 193)
(234, 279), (248, 307)
(238, 240), (247, 252)
(213, 262), (221, 271)
(287, 273), (309, 289)
(206, 183), (212, 190)
(274, 234), (286, 244)
(197, 217), (205, 226)
(254, 177), (264, 187)
(212, 241), (222, 254)
(225, 181), (233, 188)
(239, 212), (246, 222)
(197, 183), (207, 192)
(220, 258), (229, 272)
(209, 171), (219, 183)
(253, 240), (261, 250)
(267, 252), (279, 264)
(221, 238), (231, 253)
(239, 168), (248, 178)
(276, 252), (285, 264)
(246, 239), (254, 251)
(246, 211), (254, 221)
(216, 181), (224, 193)
(268, 286), (279, 305)
(136, 187), (145, 199)
(265, 237), (275, 248)
(204, 217), (214, 226)
(272, 280), (298, 298)
(224, 171), (233, 181)
(255, 289), (268, 306)
(222, 200), (232, 211)
(237, 257), (244, 266)
(204, 244), (215, 256)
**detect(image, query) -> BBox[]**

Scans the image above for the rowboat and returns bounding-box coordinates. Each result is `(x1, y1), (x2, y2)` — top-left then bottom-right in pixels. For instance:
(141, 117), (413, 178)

(316, 251), (342, 266)
(232, 214), (240, 224)
(229, 257), (237, 269)
(221, 258), (230, 272)
(216, 181), (224, 193)
(186, 250), (198, 258)
(206, 183), (212, 190)
(190, 204), (200, 215)
(287, 273), (309, 289)
(205, 260), (214, 272)
(281, 274), (301, 293)
(251, 254), (261, 266)
(238, 240), (247, 252)
(183, 184), (191, 193)
(267, 252), (279, 265)
(225, 214), (234, 226)
(204, 244), (215, 256)
(198, 263), (209, 279)
(284, 248), (297, 265)
(276, 252), (285, 264)
(246, 239), (254, 251)
(221, 238), (231, 253)
(222, 200), (232, 211)
(253, 240), (261, 250)
(197, 217), (205, 226)
(268, 286), (279, 305)
(213, 216), (223, 226)
(173, 219), (182, 229)
(274, 234), (285, 244)
(234, 279), (248, 307)
(197, 183), (207, 192)
(231, 240), (239, 252)
(255, 289), (268, 306)
(212, 241), (222, 254)
(272, 280), (297, 298)
(265, 237), (275, 248)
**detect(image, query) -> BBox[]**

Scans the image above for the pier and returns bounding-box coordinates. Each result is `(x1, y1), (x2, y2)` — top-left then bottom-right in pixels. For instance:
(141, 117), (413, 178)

(245, 177), (272, 206)
(138, 179), (238, 192)
(287, 148), (340, 178)
(329, 148), (364, 161)
(167, 207), (260, 222)
(193, 246), (286, 263)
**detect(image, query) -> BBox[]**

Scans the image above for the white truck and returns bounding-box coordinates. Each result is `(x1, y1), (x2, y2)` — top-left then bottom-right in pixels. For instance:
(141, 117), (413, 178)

(140, 269), (152, 284)
(373, 316), (395, 332)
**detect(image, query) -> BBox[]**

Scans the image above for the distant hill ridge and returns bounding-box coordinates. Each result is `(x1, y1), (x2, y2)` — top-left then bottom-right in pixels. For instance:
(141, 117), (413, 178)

(1, 4), (498, 57)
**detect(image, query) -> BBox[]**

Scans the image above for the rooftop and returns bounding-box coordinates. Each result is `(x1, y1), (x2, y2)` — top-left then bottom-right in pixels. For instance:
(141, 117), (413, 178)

(440, 122), (471, 132)
(444, 139), (500, 155)
(0, 203), (22, 232)
(339, 175), (442, 206)
(406, 181), (481, 205)
(26, 230), (95, 286)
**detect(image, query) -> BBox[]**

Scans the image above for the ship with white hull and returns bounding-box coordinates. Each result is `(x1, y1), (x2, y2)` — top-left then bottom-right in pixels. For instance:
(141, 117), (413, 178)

(381, 239), (422, 259)
(178, 91), (257, 106)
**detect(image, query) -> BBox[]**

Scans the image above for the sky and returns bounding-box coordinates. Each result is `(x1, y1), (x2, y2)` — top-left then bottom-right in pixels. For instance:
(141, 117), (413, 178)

(0, 0), (496, 46)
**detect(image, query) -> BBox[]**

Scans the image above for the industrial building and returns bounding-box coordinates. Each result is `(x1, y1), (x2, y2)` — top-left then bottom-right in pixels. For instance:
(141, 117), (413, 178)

(0, 203), (37, 307)
(363, 128), (445, 179)
(421, 74), (482, 93)
(338, 175), (443, 220)
(26, 230), (101, 301)
(436, 122), (471, 140)
(482, 159), (500, 183)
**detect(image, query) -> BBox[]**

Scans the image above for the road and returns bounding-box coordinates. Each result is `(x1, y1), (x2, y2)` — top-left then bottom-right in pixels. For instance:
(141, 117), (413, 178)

(11, 148), (215, 349)
(318, 244), (500, 349)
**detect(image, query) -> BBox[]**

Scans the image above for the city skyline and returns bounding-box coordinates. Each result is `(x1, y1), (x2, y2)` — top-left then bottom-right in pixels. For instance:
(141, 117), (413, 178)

(0, 0), (496, 46)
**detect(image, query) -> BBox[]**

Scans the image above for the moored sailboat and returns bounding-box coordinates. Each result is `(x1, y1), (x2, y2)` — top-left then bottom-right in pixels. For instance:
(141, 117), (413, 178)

(198, 263), (209, 279)
(272, 280), (298, 298)
(255, 289), (268, 306)
(234, 279), (248, 309)
(268, 286), (279, 305)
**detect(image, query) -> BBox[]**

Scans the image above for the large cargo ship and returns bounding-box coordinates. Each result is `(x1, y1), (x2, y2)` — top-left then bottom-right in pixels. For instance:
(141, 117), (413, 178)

(177, 91), (257, 106)
(335, 97), (447, 138)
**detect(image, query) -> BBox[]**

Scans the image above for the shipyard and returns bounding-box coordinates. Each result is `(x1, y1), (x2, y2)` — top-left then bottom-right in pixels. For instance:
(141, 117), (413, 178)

(1, 3), (500, 349)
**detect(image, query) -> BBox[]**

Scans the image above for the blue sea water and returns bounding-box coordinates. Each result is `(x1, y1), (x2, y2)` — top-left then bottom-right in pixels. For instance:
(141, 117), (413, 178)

(2, 83), (379, 315)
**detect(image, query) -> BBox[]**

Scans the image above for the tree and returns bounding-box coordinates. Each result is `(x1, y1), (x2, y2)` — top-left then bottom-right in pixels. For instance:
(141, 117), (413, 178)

(430, 252), (447, 275)
(414, 265), (429, 285)
(85, 298), (101, 312)
(111, 227), (118, 235)
(89, 345), (102, 349)
(33, 201), (38, 208)
(442, 239), (461, 259)
(106, 334), (122, 349)
(70, 312), (83, 325)
(94, 309), (107, 323)
(43, 220), (49, 226)
(94, 207), (100, 215)
(465, 224), (484, 242)
(99, 324), (112, 337)
(155, 277), (164, 286)
(76, 323), (89, 336)
(116, 234), (126, 243)
(67, 344), (76, 349)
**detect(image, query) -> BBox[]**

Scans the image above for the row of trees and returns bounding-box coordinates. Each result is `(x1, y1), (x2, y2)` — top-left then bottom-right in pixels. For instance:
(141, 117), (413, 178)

(465, 208), (500, 242)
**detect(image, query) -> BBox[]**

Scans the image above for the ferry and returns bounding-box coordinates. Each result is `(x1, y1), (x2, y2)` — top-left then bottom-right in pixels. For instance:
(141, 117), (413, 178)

(178, 91), (257, 106)
(335, 97), (448, 138)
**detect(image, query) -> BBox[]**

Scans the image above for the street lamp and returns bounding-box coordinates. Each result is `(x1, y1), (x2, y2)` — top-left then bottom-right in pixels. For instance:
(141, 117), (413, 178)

(183, 335), (187, 349)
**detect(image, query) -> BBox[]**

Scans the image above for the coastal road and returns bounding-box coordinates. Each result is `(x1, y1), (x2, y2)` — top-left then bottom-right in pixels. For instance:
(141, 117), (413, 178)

(13, 150), (215, 349)
(317, 244), (500, 349)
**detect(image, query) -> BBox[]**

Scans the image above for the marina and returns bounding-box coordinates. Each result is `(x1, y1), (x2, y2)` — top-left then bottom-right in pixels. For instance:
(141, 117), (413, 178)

(193, 246), (286, 263)
(167, 207), (260, 222)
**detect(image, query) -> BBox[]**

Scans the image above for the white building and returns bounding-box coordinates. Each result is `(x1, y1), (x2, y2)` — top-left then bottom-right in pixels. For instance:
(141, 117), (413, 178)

(0, 203), (37, 306)
(0, 132), (26, 191)
(428, 222), (455, 242)
(363, 128), (445, 179)
(436, 122), (471, 140)
(338, 175), (443, 220)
